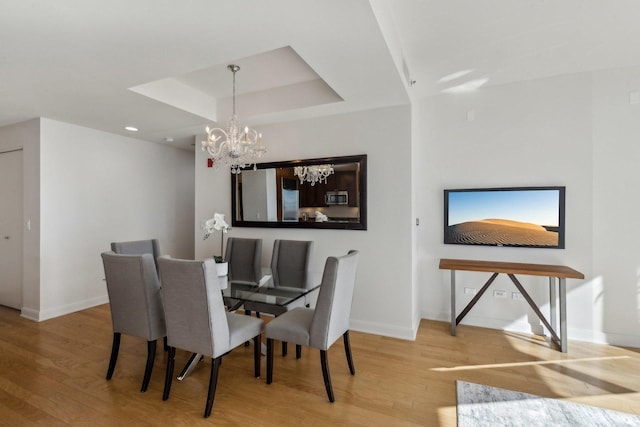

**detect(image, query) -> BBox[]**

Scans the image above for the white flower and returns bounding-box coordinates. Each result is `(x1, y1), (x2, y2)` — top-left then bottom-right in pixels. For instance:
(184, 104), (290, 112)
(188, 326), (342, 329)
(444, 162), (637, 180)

(203, 213), (230, 240)
(203, 218), (215, 239)
(212, 213), (230, 232)
(203, 213), (232, 262)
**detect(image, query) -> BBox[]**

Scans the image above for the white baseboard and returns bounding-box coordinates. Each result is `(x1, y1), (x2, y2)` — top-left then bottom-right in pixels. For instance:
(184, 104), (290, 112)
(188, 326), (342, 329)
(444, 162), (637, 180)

(20, 307), (40, 321)
(590, 331), (640, 348)
(350, 317), (417, 341)
(20, 294), (109, 322)
(424, 310), (540, 335)
(421, 310), (640, 348)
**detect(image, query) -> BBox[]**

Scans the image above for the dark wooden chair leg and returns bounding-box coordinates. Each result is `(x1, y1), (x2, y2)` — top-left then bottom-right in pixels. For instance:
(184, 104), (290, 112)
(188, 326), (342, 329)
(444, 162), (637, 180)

(204, 357), (221, 418)
(141, 340), (157, 392)
(343, 331), (355, 375)
(106, 332), (121, 380)
(320, 350), (334, 402)
(163, 347), (176, 401)
(266, 338), (274, 384)
(282, 341), (288, 356)
(296, 344), (302, 359)
(253, 335), (261, 378)
(163, 336), (169, 352)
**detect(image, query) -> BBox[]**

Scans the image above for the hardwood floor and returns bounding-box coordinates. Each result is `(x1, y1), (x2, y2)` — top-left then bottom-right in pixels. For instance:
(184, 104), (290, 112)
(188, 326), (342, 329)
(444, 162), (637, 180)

(1, 304), (639, 426)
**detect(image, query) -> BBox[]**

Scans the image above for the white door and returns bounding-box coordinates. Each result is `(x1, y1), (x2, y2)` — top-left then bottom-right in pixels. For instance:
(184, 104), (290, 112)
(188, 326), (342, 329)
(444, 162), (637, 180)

(0, 149), (23, 309)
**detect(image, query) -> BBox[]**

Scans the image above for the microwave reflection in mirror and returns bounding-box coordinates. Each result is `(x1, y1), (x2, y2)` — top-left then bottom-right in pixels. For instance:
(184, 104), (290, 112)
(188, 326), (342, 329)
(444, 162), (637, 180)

(325, 190), (348, 205)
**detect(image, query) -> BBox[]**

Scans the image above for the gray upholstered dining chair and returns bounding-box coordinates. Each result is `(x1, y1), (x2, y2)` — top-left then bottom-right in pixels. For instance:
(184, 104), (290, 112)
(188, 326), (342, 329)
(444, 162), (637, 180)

(101, 251), (167, 392)
(157, 256), (264, 418)
(269, 239), (313, 290)
(223, 237), (262, 310)
(265, 250), (359, 402)
(111, 239), (161, 271)
(224, 237), (262, 283)
(111, 238), (167, 352)
(243, 239), (312, 356)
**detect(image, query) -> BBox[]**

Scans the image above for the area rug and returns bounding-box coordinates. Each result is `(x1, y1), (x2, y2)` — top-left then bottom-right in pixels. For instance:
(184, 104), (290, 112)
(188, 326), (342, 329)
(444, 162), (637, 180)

(456, 380), (640, 427)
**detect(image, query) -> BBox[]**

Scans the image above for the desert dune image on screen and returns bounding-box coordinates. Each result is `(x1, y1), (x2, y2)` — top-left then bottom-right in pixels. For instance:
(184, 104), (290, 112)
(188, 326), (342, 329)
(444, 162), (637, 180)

(446, 189), (561, 247)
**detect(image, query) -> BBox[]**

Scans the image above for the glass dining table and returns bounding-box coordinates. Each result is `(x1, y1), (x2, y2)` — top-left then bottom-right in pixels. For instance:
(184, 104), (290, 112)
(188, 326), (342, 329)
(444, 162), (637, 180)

(176, 271), (320, 381)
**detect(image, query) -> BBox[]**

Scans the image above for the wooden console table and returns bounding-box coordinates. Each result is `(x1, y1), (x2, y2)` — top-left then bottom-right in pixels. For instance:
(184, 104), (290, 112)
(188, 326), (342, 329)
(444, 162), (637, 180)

(439, 258), (584, 352)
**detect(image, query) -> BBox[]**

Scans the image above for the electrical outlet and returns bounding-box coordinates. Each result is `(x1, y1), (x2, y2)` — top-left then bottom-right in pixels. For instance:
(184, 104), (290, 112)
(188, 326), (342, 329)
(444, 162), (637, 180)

(512, 292), (524, 300)
(493, 290), (507, 298)
(464, 287), (477, 295)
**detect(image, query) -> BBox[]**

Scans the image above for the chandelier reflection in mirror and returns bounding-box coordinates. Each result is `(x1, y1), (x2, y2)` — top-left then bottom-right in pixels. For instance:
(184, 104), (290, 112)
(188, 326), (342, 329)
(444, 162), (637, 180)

(201, 65), (266, 174)
(293, 164), (334, 186)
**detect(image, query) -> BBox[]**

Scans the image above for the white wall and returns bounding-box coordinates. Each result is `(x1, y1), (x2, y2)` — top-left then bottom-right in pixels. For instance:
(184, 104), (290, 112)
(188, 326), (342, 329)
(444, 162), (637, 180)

(592, 67), (640, 346)
(195, 105), (416, 339)
(34, 118), (194, 321)
(416, 69), (640, 347)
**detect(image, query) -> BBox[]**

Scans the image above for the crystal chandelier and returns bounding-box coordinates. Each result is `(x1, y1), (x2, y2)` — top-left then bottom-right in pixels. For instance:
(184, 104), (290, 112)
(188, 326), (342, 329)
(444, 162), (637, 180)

(293, 164), (334, 186)
(201, 65), (266, 174)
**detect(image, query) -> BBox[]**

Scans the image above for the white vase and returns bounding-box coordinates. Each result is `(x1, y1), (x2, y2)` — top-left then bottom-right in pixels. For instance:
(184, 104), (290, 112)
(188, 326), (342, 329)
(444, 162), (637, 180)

(216, 261), (228, 277)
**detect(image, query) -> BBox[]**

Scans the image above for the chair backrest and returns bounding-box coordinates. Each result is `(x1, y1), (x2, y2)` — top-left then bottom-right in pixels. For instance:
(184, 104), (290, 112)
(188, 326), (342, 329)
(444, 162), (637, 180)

(157, 256), (230, 358)
(224, 237), (262, 283)
(309, 250), (359, 350)
(270, 239), (312, 289)
(101, 251), (166, 340)
(111, 239), (161, 271)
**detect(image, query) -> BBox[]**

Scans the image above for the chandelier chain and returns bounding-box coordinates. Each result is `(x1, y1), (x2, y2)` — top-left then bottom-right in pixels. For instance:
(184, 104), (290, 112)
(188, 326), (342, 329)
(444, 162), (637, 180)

(230, 65), (236, 116)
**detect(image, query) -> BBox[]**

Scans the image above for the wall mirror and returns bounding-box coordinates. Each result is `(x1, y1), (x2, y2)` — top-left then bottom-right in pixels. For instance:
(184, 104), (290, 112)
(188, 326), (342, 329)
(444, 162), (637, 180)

(231, 154), (367, 230)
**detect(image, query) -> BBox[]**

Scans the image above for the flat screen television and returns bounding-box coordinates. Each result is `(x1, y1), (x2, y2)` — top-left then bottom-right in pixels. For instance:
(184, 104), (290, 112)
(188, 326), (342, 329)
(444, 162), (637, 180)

(444, 186), (565, 249)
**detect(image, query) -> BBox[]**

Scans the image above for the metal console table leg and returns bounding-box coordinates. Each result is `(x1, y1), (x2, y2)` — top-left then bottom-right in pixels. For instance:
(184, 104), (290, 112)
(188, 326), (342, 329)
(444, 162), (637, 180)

(450, 270), (456, 336)
(549, 277), (557, 333)
(559, 278), (567, 353)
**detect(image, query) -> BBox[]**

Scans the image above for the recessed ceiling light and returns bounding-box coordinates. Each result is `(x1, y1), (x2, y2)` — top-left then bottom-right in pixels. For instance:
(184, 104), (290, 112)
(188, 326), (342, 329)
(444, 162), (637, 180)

(124, 126), (139, 132)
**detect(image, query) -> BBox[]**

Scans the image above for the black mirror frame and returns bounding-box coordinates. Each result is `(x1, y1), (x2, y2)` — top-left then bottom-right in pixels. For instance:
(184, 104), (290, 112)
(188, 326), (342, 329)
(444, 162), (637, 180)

(231, 154), (367, 230)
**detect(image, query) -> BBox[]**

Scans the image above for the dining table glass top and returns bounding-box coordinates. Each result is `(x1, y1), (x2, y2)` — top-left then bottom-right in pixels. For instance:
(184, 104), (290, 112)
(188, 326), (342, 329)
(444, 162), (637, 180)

(219, 271), (320, 307)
